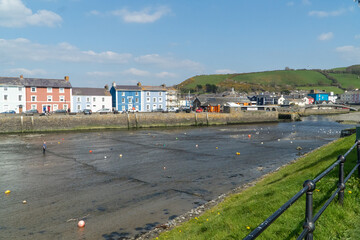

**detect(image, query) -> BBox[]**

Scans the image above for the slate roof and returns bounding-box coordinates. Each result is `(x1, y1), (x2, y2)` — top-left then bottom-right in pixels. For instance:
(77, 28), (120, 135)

(22, 77), (72, 88)
(114, 85), (142, 91)
(141, 86), (167, 91)
(0, 77), (25, 86)
(72, 87), (111, 96)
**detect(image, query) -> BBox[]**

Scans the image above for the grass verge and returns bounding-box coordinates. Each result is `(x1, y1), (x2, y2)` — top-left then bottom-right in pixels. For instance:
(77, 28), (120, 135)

(157, 135), (360, 240)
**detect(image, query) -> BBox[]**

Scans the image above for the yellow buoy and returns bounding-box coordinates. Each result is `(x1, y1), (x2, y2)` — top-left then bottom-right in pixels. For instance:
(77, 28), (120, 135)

(22, 200), (27, 204)
(5, 190), (11, 194)
(119, 154), (123, 158)
(236, 152), (240, 155)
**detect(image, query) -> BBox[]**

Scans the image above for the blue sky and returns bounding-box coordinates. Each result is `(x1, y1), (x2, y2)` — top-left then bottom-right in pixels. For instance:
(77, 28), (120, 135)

(0, 0), (359, 87)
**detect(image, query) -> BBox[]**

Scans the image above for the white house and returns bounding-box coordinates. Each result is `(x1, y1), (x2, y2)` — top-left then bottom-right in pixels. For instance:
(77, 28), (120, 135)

(165, 87), (179, 109)
(0, 77), (26, 113)
(72, 87), (112, 112)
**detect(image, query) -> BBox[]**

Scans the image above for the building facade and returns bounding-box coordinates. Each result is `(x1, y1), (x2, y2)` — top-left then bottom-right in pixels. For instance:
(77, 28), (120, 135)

(72, 87), (112, 112)
(141, 85), (167, 112)
(24, 76), (72, 113)
(0, 77), (26, 113)
(165, 87), (179, 109)
(110, 83), (142, 112)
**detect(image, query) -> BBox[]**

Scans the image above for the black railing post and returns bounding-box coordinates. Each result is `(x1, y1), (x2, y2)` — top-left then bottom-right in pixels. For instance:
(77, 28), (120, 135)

(303, 180), (316, 240)
(357, 127), (360, 177)
(337, 155), (346, 205)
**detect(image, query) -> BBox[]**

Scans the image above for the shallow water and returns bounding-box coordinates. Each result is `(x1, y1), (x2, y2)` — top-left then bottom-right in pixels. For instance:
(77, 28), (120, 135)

(0, 115), (353, 239)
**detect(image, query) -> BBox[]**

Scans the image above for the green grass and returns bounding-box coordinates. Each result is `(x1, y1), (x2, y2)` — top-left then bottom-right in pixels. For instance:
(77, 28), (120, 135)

(297, 86), (344, 94)
(331, 67), (347, 72)
(329, 73), (360, 89)
(157, 135), (360, 240)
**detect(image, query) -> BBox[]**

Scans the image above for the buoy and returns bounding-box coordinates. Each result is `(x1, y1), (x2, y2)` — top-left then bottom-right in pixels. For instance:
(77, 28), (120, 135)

(236, 152), (240, 155)
(278, 139), (280, 141)
(62, 138), (64, 140)
(89, 150), (92, 153)
(5, 190), (11, 194)
(297, 146), (302, 150)
(78, 220), (85, 228)
(248, 134), (251, 138)
(195, 144), (198, 148)
(58, 142), (60, 144)
(163, 167), (166, 170)
(176, 137), (178, 140)
(261, 142), (263, 144)
(22, 200), (27, 204)
(290, 141), (293, 144)
(216, 147), (218, 149)
(119, 154), (123, 158)
(104, 156), (107, 159)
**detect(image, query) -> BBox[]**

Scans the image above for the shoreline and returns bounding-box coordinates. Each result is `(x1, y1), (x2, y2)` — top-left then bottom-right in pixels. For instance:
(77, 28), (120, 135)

(133, 138), (340, 240)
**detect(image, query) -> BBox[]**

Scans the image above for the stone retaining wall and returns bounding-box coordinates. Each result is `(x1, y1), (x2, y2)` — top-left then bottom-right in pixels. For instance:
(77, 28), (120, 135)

(0, 111), (279, 133)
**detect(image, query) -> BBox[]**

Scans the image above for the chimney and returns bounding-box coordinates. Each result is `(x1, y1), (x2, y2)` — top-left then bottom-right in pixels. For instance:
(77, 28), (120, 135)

(112, 82), (116, 88)
(20, 75), (23, 79)
(137, 82), (141, 87)
(161, 83), (166, 88)
(104, 84), (109, 90)
(64, 76), (69, 81)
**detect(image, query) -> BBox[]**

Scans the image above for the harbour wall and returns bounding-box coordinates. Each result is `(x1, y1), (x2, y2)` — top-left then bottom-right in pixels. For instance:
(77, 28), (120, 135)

(0, 111), (279, 133)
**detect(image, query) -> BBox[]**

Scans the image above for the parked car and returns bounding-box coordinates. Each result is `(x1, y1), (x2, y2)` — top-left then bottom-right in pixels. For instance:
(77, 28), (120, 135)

(97, 108), (111, 113)
(25, 109), (39, 114)
(196, 108), (203, 113)
(151, 109), (164, 113)
(168, 107), (179, 112)
(177, 107), (191, 113)
(83, 109), (92, 115)
(1, 110), (16, 114)
(53, 109), (67, 114)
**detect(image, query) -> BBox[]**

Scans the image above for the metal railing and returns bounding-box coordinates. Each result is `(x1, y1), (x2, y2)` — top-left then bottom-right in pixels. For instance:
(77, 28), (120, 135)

(244, 133), (360, 240)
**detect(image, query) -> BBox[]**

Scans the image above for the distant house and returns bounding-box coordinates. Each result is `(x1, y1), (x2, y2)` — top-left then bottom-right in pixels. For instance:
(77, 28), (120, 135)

(110, 82), (142, 112)
(0, 76), (26, 113)
(141, 84), (167, 112)
(165, 87), (179, 109)
(307, 93), (329, 103)
(23, 76), (72, 113)
(72, 87), (112, 112)
(255, 95), (278, 105)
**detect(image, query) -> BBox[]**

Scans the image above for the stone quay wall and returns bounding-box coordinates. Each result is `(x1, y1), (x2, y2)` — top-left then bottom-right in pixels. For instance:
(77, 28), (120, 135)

(0, 111), (279, 133)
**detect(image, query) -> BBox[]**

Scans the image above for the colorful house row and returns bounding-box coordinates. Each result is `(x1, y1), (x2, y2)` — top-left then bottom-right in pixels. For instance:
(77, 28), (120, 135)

(110, 82), (173, 112)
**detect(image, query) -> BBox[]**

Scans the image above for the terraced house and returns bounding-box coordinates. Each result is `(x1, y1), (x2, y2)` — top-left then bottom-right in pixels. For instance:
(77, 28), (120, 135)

(72, 87), (112, 112)
(0, 76), (26, 113)
(141, 84), (167, 112)
(110, 82), (142, 112)
(24, 76), (72, 113)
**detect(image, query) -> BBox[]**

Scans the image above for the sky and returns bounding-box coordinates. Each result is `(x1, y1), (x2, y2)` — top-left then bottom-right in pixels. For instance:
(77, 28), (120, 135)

(0, 0), (360, 88)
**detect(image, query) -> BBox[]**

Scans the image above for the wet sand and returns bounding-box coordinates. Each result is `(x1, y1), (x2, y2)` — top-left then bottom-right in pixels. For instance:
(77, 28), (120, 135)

(0, 116), (353, 239)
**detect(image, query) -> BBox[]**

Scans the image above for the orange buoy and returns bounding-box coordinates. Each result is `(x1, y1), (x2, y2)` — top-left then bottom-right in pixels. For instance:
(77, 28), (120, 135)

(89, 150), (92, 153)
(248, 134), (251, 138)
(78, 220), (85, 228)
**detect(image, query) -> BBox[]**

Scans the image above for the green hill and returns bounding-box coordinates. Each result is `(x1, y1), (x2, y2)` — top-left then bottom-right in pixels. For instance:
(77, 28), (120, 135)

(178, 65), (360, 94)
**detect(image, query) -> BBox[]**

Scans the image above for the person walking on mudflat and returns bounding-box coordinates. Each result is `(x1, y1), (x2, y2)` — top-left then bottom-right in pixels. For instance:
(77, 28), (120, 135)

(43, 141), (47, 154)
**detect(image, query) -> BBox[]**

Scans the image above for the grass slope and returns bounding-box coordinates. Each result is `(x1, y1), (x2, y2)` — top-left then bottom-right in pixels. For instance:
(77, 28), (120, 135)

(329, 73), (360, 89)
(158, 135), (360, 240)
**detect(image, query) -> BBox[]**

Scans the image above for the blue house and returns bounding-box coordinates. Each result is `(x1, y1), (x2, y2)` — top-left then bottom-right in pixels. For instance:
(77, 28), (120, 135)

(307, 93), (329, 103)
(141, 85), (167, 112)
(110, 82), (142, 112)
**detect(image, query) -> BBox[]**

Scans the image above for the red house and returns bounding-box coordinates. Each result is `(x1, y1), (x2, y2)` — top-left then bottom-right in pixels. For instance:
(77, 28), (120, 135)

(23, 76), (72, 113)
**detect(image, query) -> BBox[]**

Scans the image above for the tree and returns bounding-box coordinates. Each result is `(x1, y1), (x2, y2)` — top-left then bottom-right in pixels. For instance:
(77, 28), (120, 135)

(196, 84), (203, 92)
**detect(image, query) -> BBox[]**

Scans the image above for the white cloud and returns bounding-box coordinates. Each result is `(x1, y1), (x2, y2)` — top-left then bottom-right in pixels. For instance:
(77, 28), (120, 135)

(89, 10), (100, 16)
(355, 34), (360, 39)
(318, 32), (333, 41)
(215, 69), (236, 74)
(135, 54), (203, 71)
(0, 38), (132, 64)
(155, 72), (177, 78)
(287, 2), (294, 6)
(309, 8), (347, 18)
(86, 71), (116, 77)
(0, 0), (62, 27)
(302, 0), (311, 5)
(111, 6), (170, 23)
(123, 68), (150, 77)
(336, 45), (360, 61)
(5, 68), (47, 76)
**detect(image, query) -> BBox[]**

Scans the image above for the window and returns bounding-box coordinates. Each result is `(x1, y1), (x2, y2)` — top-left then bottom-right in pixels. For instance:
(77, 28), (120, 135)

(60, 96), (65, 102)
(159, 97), (162, 102)
(47, 96), (52, 102)
(86, 104), (90, 108)
(31, 104), (37, 110)
(31, 96), (36, 102)
(153, 104), (157, 109)
(93, 105), (96, 107)
(159, 104), (162, 109)
(4, 87), (7, 91)
(4, 95), (8, 100)
(63, 104), (68, 110)
(47, 87), (52, 93)
(135, 92), (139, 96)
(18, 87), (22, 91)
(19, 95), (22, 101)
(31, 87), (36, 92)
(122, 98), (125, 103)
(53, 104), (58, 111)
(102, 105), (105, 109)
(146, 104), (150, 110)
(86, 97), (90, 102)
(122, 92), (125, 96)
(77, 105), (81, 110)
(122, 106), (125, 111)
(102, 97), (105, 102)
(135, 98), (139, 103)
(146, 97), (150, 102)
(146, 92), (150, 96)
(128, 98), (132, 103)
(159, 92), (162, 96)
(128, 104), (133, 109)
(59, 88), (64, 93)
(93, 97), (96, 102)
(77, 97), (81, 102)
(153, 97), (156, 102)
